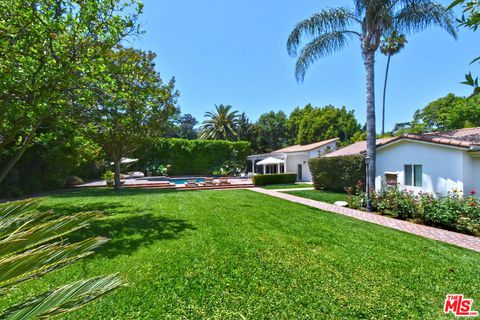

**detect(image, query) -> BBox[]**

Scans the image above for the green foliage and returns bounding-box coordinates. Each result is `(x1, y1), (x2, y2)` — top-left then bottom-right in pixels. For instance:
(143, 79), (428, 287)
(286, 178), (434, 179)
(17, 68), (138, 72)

(0, 0), (143, 183)
(250, 111), (289, 153)
(411, 93), (480, 132)
(140, 138), (251, 176)
(448, 0), (480, 96)
(309, 155), (366, 192)
(0, 199), (121, 318)
(175, 114), (198, 140)
(297, 105), (362, 145)
(252, 173), (297, 186)
(200, 105), (240, 140)
(349, 187), (480, 236)
(0, 120), (103, 197)
(81, 47), (179, 189)
(102, 171), (115, 182)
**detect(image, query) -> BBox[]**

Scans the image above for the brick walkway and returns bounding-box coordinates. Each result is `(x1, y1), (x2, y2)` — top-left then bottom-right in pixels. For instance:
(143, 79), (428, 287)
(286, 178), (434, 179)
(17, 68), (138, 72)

(251, 188), (480, 253)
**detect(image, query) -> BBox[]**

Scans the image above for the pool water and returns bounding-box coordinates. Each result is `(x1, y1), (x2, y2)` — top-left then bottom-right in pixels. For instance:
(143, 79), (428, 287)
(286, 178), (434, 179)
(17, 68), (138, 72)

(169, 178), (205, 185)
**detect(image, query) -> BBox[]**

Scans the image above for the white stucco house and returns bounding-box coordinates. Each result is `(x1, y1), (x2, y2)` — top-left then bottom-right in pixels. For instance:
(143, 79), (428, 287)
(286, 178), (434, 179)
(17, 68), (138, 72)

(247, 138), (339, 181)
(325, 127), (480, 196)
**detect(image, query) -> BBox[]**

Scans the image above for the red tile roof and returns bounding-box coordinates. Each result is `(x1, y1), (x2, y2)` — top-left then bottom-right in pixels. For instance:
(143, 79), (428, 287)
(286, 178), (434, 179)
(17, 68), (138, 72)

(324, 137), (396, 157)
(272, 138), (339, 153)
(324, 127), (480, 158)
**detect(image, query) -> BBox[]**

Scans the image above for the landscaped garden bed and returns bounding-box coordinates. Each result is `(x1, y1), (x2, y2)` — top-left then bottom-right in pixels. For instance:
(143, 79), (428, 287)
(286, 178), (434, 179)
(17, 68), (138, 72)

(1, 189), (478, 318)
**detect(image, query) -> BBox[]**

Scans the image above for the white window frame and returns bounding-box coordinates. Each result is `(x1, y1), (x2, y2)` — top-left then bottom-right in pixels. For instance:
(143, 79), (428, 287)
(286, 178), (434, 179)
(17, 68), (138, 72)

(404, 164), (422, 187)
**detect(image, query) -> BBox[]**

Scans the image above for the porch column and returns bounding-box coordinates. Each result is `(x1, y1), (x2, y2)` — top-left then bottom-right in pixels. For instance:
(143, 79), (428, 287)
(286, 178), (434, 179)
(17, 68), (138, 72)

(277, 163), (280, 174)
(252, 160), (255, 173)
(263, 164), (266, 174)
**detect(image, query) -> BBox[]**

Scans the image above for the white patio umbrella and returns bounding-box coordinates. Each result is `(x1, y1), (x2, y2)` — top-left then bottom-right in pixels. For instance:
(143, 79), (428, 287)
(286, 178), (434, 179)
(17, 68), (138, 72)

(256, 157), (285, 174)
(256, 157), (284, 165)
(110, 158), (139, 165)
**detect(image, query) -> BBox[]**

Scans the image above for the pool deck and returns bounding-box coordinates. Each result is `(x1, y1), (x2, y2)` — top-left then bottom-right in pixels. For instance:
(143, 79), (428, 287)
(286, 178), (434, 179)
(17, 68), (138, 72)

(76, 177), (254, 190)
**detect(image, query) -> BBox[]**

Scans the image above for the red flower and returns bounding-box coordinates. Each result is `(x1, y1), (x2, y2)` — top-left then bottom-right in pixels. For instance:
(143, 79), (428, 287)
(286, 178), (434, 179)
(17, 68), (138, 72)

(470, 189), (476, 196)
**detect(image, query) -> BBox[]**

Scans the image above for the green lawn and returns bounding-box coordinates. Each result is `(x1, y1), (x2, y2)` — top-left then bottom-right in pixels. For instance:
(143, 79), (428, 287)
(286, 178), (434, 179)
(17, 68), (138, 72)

(284, 189), (348, 204)
(2, 189), (479, 319)
(261, 183), (313, 189)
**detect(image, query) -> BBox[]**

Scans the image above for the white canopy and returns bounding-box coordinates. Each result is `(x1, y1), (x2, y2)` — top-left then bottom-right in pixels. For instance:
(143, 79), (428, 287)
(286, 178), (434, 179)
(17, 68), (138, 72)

(110, 158), (138, 165)
(256, 157), (284, 165)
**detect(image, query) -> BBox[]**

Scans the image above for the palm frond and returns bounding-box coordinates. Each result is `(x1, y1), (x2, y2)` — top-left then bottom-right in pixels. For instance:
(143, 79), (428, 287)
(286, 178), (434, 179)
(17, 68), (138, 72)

(294, 31), (353, 82)
(395, 0), (458, 38)
(287, 8), (359, 57)
(0, 274), (123, 320)
(0, 199), (121, 318)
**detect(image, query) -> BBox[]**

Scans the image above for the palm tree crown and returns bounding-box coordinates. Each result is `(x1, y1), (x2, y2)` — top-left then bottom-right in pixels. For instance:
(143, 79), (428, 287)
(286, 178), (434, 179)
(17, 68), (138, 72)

(380, 30), (407, 134)
(200, 104), (240, 140)
(380, 30), (407, 57)
(287, 0), (457, 198)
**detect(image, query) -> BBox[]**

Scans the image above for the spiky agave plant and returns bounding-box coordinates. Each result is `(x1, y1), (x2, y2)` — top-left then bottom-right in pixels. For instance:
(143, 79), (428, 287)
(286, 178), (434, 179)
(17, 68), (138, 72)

(0, 199), (122, 319)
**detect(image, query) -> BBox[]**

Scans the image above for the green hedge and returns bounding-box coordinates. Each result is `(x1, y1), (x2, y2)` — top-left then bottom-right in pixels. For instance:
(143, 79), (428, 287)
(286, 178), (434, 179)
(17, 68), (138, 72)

(139, 139), (251, 176)
(252, 173), (297, 186)
(309, 155), (365, 192)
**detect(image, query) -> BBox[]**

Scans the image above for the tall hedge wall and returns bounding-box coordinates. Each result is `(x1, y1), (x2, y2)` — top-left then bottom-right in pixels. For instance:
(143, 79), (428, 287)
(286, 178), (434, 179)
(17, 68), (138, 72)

(139, 138), (251, 176)
(309, 155), (365, 192)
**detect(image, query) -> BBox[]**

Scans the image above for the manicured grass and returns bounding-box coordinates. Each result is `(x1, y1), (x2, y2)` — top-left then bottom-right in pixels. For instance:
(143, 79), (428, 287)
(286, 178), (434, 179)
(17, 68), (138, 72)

(262, 183), (313, 189)
(284, 189), (348, 204)
(2, 189), (479, 319)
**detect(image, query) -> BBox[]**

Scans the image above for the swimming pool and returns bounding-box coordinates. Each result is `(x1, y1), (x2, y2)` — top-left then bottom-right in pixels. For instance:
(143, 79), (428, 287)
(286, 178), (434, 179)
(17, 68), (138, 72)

(169, 178), (205, 185)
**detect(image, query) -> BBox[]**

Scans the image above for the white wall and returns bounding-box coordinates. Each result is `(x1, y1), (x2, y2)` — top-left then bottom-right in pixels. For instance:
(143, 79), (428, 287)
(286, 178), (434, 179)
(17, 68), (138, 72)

(285, 154), (309, 181)
(376, 140), (468, 196)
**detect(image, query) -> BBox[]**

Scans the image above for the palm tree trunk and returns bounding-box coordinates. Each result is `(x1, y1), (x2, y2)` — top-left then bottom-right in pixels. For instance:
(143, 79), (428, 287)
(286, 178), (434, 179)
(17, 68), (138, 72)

(381, 54), (391, 135)
(364, 49), (376, 200)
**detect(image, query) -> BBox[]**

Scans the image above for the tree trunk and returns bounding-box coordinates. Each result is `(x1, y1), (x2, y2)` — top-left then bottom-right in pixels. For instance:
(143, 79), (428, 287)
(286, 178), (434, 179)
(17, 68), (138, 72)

(0, 124), (39, 184)
(114, 159), (121, 190)
(364, 50), (376, 197)
(381, 54), (391, 135)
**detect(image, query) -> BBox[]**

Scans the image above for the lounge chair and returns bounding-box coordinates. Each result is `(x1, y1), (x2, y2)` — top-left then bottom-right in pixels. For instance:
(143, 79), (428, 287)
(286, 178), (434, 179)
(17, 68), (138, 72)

(204, 177), (216, 187)
(219, 177), (231, 185)
(185, 180), (199, 188)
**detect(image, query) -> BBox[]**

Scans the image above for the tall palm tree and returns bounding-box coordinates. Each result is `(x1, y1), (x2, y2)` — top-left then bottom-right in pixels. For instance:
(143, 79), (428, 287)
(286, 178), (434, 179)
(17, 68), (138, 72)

(200, 104), (240, 140)
(380, 30), (407, 135)
(287, 0), (457, 196)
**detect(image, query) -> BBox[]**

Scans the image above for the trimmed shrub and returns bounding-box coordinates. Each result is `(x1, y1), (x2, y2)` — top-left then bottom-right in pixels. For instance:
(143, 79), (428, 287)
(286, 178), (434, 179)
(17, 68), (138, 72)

(348, 187), (480, 236)
(309, 155), (365, 192)
(139, 139), (251, 176)
(252, 173), (297, 186)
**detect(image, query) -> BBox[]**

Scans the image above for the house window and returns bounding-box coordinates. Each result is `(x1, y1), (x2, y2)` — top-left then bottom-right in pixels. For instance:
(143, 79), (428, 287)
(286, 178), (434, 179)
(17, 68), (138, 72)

(404, 164), (422, 187)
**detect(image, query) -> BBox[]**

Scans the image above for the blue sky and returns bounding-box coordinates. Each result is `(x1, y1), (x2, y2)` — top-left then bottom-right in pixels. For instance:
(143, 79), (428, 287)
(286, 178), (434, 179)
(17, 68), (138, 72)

(132, 0), (477, 132)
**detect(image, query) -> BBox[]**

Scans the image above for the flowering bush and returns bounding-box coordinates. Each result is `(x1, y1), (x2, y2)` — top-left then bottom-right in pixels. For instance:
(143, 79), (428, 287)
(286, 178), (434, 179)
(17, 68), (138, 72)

(347, 186), (480, 236)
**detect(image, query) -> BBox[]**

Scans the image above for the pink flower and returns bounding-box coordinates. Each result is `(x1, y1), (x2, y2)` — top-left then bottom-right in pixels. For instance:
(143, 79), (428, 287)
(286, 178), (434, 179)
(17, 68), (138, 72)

(470, 190), (476, 196)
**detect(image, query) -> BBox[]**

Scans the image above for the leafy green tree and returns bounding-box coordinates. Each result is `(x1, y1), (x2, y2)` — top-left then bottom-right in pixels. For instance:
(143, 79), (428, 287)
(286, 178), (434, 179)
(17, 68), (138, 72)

(251, 111), (289, 153)
(297, 105), (362, 145)
(448, 0), (480, 96)
(81, 47), (178, 189)
(287, 0), (457, 193)
(176, 114), (198, 140)
(411, 93), (480, 132)
(380, 31), (407, 135)
(287, 104), (314, 144)
(0, 0), (142, 184)
(237, 112), (252, 142)
(200, 105), (240, 140)
(0, 199), (122, 319)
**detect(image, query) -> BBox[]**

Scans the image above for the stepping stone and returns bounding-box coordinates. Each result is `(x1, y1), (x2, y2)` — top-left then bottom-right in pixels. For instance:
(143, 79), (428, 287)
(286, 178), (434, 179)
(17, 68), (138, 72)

(334, 201), (349, 207)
